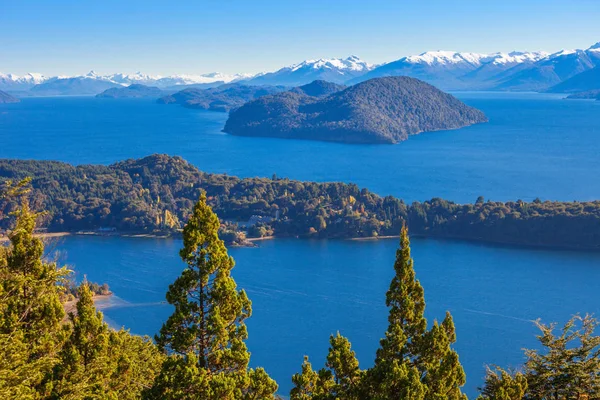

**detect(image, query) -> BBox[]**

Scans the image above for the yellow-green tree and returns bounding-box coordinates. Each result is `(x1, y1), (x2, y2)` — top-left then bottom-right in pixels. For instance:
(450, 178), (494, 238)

(367, 225), (466, 399)
(148, 193), (278, 399)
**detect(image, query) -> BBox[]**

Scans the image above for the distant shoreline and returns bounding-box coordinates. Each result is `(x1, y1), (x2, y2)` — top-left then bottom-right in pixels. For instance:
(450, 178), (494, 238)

(63, 293), (113, 317)
(2, 230), (599, 253)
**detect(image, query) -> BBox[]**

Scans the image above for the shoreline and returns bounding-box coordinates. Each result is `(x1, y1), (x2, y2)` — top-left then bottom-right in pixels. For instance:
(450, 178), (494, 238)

(2, 230), (599, 253)
(63, 293), (113, 316)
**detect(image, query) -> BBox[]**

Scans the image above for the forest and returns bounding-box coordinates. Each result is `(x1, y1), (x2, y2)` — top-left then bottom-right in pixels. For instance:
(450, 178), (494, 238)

(1, 154), (599, 250)
(2, 179), (599, 399)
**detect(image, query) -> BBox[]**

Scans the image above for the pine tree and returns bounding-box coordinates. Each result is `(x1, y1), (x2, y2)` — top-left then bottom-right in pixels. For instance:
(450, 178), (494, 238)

(418, 312), (467, 400)
(366, 225), (466, 399)
(325, 333), (362, 399)
(150, 193), (278, 399)
(291, 333), (363, 400)
(524, 314), (600, 398)
(0, 197), (69, 397)
(290, 356), (335, 400)
(1, 201), (68, 343)
(51, 282), (111, 397)
(477, 367), (527, 400)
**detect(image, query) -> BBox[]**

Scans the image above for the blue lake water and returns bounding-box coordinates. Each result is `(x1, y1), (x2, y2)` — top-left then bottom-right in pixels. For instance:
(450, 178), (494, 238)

(52, 235), (600, 397)
(2, 93), (600, 396)
(1, 93), (599, 203)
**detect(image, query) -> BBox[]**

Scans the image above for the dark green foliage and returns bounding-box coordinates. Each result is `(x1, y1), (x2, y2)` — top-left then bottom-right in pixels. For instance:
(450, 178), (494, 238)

(96, 84), (165, 98)
(157, 83), (287, 112)
(150, 193), (278, 399)
(224, 76), (488, 144)
(2, 155), (599, 250)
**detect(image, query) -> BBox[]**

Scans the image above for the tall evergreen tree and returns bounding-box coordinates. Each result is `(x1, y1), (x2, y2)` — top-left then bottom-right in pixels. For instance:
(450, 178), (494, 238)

(149, 193), (277, 399)
(325, 333), (363, 399)
(290, 333), (362, 400)
(0, 196), (69, 397)
(1, 201), (68, 343)
(367, 224), (466, 399)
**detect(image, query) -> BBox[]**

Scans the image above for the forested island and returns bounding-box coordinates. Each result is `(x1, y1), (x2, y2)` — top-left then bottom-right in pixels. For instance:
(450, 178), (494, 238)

(157, 84), (287, 112)
(224, 76), (488, 144)
(96, 84), (166, 98)
(1, 154), (599, 250)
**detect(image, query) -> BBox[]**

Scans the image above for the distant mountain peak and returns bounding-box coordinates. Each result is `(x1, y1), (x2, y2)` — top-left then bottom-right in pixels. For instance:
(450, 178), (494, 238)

(404, 51), (487, 66)
(588, 42), (600, 51)
(289, 56), (372, 72)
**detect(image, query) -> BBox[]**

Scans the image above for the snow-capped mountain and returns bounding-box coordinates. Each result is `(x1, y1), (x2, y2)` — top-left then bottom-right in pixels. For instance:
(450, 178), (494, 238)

(495, 44), (600, 91)
(352, 50), (550, 89)
(352, 43), (600, 91)
(3, 41), (599, 95)
(0, 70), (255, 93)
(244, 56), (373, 86)
(0, 72), (48, 90)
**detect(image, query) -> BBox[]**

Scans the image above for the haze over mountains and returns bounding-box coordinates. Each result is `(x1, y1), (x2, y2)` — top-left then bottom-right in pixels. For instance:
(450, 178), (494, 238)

(2, 41), (599, 95)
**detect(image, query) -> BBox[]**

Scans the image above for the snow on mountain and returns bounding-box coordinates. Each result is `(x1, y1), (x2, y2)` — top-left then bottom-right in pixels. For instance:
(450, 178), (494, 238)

(0, 69), (255, 92)
(0, 72), (48, 90)
(245, 56), (373, 86)
(403, 51), (488, 66)
(289, 55), (373, 72)
(485, 51), (549, 65)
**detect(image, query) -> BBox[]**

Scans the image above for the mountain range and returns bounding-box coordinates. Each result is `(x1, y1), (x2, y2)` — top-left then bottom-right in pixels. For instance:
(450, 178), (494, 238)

(2, 41), (599, 96)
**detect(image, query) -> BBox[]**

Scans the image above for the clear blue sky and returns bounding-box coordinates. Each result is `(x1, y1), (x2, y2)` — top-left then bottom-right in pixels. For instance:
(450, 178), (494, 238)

(2, 0), (599, 76)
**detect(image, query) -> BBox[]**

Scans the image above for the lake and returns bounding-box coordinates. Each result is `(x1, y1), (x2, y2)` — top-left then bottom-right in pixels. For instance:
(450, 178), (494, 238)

(2, 92), (600, 396)
(52, 234), (600, 397)
(1, 93), (600, 203)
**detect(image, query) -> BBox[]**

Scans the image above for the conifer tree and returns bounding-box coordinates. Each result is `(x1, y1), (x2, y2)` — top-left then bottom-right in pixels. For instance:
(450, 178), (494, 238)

(150, 193), (277, 399)
(68, 282), (110, 369)
(477, 367), (527, 400)
(0, 195), (69, 397)
(367, 224), (466, 399)
(325, 333), (363, 399)
(291, 333), (362, 400)
(1, 201), (68, 343)
(290, 356), (335, 400)
(418, 312), (467, 400)
(524, 314), (600, 398)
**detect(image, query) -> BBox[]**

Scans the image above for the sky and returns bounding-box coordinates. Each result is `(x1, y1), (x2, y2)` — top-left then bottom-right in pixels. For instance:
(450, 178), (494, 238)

(2, 0), (599, 76)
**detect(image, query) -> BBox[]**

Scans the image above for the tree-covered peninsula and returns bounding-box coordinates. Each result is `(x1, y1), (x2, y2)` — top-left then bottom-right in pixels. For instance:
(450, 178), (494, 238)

(2, 182), (599, 399)
(1, 154), (599, 250)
